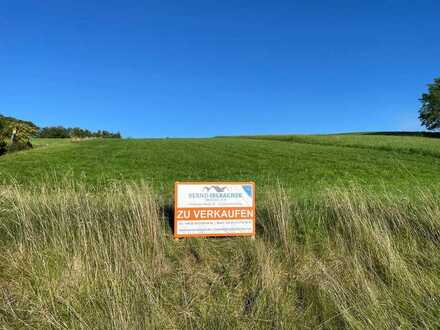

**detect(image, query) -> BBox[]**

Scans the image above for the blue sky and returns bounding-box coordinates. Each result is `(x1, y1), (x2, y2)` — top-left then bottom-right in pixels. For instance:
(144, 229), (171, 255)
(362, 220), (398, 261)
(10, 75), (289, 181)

(1, 0), (439, 137)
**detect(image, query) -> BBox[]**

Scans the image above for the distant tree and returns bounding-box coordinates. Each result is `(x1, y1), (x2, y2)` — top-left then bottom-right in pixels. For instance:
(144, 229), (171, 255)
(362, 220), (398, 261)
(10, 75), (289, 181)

(37, 126), (70, 138)
(70, 127), (90, 138)
(0, 114), (38, 154)
(419, 77), (440, 130)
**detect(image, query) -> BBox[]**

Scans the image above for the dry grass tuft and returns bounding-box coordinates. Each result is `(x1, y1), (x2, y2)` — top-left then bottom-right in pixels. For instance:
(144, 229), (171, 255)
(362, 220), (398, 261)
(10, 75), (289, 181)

(1, 182), (440, 328)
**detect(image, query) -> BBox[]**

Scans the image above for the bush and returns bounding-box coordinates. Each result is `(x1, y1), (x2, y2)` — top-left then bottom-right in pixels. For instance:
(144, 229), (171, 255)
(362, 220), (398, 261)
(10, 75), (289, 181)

(7, 141), (32, 153)
(0, 140), (7, 156)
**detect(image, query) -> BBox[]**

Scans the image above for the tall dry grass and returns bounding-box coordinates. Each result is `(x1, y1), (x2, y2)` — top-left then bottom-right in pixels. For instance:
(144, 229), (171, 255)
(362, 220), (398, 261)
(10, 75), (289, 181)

(1, 182), (440, 329)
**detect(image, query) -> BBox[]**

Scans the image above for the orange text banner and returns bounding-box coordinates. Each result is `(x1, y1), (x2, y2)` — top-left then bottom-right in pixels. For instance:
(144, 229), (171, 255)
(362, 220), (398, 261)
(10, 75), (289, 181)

(175, 207), (254, 221)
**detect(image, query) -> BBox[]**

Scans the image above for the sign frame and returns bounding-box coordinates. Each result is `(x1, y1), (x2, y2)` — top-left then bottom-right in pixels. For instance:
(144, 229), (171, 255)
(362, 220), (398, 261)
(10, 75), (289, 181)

(174, 181), (256, 238)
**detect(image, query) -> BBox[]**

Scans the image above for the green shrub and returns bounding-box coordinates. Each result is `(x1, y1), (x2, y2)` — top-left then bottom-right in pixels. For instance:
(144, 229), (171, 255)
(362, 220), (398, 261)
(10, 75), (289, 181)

(0, 140), (7, 156)
(6, 141), (32, 153)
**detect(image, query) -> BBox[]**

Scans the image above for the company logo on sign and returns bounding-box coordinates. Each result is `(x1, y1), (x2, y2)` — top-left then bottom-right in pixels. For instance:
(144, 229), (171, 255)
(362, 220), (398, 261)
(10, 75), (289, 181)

(203, 185), (229, 193)
(174, 182), (256, 238)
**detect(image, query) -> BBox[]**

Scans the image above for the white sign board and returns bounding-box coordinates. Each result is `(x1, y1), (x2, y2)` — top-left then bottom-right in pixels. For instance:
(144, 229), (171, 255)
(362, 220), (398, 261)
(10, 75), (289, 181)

(174, 182), (256, 238)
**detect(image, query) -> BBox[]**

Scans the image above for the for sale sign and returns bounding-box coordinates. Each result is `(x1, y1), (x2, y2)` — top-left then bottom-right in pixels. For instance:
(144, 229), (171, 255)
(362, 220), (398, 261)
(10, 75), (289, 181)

(174, 182), (256, 238)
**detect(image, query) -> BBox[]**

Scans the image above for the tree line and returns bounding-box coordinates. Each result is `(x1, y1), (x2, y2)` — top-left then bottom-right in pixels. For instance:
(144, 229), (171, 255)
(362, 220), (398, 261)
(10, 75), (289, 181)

(1, 114), (121, 156)
(36, 126), (121, 139)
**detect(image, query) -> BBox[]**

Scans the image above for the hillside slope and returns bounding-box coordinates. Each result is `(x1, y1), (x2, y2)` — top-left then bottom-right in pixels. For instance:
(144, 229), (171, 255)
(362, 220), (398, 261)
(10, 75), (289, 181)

(2, 134), (440, 328)
(1, 134), (440, 195)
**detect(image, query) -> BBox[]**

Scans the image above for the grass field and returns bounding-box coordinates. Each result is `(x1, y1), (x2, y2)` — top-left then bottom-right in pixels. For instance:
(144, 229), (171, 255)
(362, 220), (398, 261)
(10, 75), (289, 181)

(1, 134), (440, 196)
(1, 134), (440, 328)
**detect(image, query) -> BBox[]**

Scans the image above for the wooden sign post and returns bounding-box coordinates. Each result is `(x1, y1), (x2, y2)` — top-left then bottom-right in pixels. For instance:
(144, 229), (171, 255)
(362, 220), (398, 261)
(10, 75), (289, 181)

(174, 182), (256, 238)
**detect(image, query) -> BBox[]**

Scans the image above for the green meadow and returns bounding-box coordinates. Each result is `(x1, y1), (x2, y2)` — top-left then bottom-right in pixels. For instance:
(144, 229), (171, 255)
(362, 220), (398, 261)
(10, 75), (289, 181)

(1, 134), (440, 328)
(1, 134), (440, 195)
